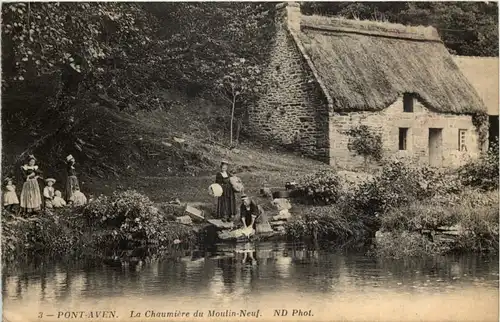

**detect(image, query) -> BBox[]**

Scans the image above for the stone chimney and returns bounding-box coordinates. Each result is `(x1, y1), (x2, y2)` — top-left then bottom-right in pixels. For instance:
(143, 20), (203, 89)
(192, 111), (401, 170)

(276, 2), (301, 34)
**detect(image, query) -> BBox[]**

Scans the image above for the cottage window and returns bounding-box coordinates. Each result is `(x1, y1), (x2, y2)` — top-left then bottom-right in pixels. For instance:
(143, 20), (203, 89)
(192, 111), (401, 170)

(399, 128), (408, 150)
(403, 94), (414, 113)
(458, 129), (467, 151)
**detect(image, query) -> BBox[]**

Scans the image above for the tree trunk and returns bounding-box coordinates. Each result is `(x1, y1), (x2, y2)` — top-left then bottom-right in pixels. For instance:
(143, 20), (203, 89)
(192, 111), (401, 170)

(235, 118), (242, 144)
(230, 96), (236, 147)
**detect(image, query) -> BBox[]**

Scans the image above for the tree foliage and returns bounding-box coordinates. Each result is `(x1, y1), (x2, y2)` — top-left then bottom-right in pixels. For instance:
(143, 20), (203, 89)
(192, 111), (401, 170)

(1, 2), (277, 175)
(2, 2), (156, 86)
(301, 2), (498, 56)
(216, 58), (263, 145)
(144, 2), (276, 96)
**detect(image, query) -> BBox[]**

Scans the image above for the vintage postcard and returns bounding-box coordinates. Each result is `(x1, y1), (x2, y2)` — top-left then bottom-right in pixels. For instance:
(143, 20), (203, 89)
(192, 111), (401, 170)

(1, 1), (499, 322)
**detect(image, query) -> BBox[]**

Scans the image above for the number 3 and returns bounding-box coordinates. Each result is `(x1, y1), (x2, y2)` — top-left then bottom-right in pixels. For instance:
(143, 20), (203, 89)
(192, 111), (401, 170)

(38, 312), (43, 318)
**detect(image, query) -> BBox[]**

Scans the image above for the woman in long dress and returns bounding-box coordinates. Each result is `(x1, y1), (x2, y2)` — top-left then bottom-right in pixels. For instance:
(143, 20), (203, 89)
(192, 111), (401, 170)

(65, 154), (79, 202)
(20, 155), (43, 213)
(215, 161), (236, 221)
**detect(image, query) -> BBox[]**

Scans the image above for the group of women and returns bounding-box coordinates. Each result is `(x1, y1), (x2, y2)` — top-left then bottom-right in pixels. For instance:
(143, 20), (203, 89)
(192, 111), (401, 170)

(3, 154), (82, 213)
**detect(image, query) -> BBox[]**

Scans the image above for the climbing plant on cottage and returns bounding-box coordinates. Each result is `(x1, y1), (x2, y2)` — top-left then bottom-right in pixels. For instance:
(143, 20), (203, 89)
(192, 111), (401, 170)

(344, 125), (383, 166)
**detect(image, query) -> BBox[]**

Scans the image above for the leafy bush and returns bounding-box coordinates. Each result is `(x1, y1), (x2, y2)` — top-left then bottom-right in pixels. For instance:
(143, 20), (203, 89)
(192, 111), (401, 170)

(459, 139), (499, 191)
(294, 170), (341, 205)
(345, 125), (383, 163)
(1, 208), (87, 262)
(82, 190), (195, 248)
(352, 159), (454, 217)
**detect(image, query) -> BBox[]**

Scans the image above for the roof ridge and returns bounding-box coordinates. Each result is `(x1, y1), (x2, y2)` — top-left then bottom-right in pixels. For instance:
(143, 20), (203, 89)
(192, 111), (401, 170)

(301, 14), (440, 40)
(453, 55), (499, 59)
(301, 23), (443, 43)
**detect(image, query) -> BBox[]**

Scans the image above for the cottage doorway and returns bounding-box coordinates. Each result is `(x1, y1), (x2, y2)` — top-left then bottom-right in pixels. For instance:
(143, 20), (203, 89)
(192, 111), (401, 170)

(428, 128), (443, 167)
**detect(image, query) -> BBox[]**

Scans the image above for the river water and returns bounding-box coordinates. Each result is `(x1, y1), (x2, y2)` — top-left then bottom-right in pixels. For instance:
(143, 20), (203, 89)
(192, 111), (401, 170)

(2, 242), (499, 322)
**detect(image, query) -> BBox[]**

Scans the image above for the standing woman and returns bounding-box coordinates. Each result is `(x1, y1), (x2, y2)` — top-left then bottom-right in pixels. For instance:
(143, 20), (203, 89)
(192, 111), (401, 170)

(215, 160), (236, 221)
(65, 154), (79, 202)
(20, 155), (43, 213)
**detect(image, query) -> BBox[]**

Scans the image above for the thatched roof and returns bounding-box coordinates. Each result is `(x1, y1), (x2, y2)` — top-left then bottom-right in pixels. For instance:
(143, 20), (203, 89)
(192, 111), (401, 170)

(453, 56), (499, 116)
(295, 15), (487, 114)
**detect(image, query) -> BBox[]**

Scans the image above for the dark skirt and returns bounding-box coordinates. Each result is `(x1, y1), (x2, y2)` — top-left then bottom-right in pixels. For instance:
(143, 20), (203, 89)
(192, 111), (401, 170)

(65, 175), (79, 202)
(216, 183), (236, 220)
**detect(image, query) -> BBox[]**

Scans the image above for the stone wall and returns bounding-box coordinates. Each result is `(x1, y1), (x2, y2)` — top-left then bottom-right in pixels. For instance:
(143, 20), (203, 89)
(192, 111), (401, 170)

(245, 5), (330, 162)
(329, 98), (481, 169)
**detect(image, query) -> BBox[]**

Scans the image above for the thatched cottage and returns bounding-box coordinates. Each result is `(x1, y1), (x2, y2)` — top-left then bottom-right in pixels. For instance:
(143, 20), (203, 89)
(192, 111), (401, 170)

(246, 2), (488, 168)
(453, 56), (499, 145)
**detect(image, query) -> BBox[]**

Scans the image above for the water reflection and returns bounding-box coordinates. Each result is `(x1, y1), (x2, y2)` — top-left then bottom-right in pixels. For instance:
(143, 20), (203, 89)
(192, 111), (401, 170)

(2, 242), (498, 305)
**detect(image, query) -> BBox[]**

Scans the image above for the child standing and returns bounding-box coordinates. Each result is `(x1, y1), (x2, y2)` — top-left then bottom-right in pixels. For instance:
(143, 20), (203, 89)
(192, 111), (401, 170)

(3, 178), (19, 212)
(52, 190), (66, 208)
(43, 178), (56, 209)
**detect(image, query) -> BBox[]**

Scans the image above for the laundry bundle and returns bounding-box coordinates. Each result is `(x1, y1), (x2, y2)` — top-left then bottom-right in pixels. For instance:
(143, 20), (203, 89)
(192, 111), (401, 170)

(209, 183), (223, 197)
(229, 176), (244, 192)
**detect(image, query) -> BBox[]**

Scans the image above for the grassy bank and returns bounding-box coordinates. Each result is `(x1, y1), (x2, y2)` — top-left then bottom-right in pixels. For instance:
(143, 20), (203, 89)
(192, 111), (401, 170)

(375, 189), (499, 258)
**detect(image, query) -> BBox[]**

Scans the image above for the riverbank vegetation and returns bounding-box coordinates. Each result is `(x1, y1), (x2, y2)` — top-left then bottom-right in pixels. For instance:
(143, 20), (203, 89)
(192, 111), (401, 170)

(284, 142), (499, 258)
(1, 191), (195, 263)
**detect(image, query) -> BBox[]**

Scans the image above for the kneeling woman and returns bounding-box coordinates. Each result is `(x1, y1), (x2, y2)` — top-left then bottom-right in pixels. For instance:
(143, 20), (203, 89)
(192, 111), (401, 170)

(20, 155), (43, 213)
(240, 195), (261, 230)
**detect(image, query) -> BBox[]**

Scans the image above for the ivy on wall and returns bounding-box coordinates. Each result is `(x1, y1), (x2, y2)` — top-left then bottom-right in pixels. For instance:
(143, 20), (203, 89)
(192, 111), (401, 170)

(344, 125), (383, 165)
(472, 112), (489, 149)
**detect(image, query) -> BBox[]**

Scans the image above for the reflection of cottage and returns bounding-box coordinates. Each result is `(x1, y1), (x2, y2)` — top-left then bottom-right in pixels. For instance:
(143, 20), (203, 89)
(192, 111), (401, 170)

(247, 2), (488, 168)
(453, 56), (499, 146)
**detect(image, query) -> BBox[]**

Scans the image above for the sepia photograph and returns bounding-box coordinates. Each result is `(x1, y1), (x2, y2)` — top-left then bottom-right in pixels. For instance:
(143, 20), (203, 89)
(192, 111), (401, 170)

(1, 1), (499, 321)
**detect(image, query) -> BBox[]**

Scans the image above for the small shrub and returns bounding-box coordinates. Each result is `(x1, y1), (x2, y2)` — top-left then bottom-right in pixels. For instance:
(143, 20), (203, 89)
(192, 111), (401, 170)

(345, 125), (383, 164)
(459, 139), (499, 191)
(295, 170), (341, 205)
(352, 159), (449, 217)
